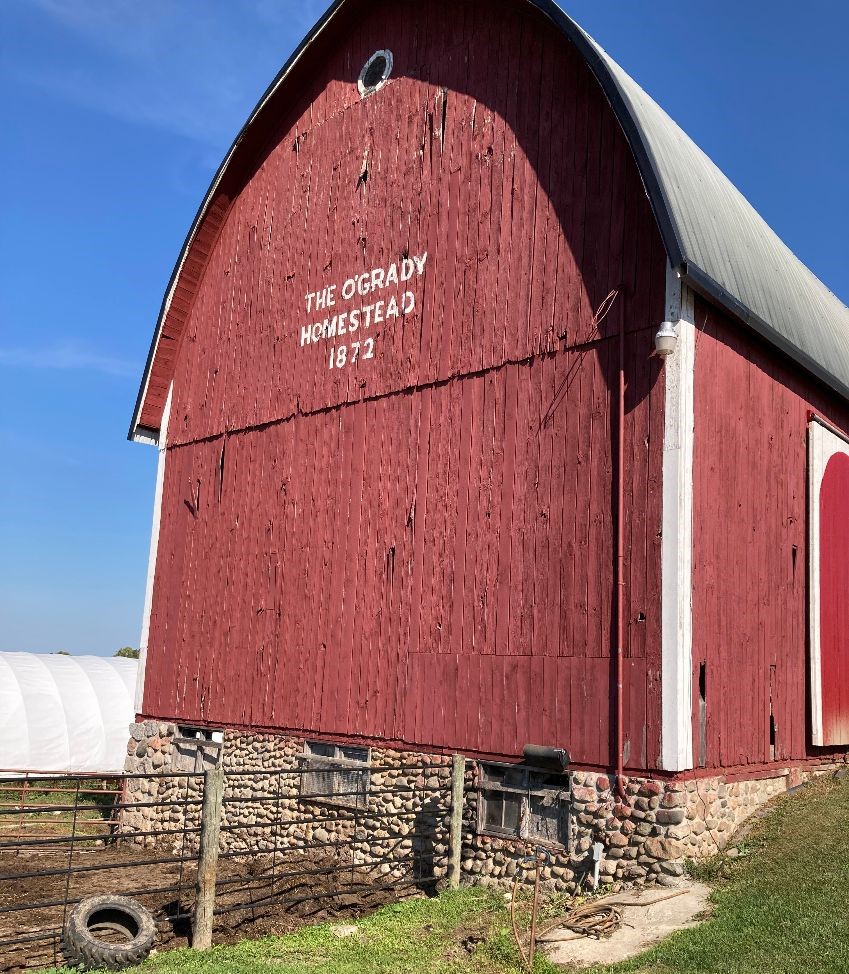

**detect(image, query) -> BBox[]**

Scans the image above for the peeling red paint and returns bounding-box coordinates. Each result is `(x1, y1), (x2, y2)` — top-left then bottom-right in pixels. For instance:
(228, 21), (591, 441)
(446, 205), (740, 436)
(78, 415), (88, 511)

(140, 0), (668, 767)
(692, 300), (849, 766)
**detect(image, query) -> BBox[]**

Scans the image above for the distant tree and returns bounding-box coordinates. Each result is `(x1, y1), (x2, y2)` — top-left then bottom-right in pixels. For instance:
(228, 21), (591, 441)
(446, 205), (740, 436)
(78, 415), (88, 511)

(114, 647), (140, 659)
(55, 650), (71, 655)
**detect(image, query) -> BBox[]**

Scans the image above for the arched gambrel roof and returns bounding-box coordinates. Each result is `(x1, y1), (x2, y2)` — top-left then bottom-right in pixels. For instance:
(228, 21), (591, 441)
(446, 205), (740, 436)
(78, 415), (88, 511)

(129, 0), (849, 442)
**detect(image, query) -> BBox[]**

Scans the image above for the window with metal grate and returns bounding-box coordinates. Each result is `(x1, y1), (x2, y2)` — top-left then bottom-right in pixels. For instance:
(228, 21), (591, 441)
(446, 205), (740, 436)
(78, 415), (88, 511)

(478, 763), (571, 848)
(298, 741), (371, 810)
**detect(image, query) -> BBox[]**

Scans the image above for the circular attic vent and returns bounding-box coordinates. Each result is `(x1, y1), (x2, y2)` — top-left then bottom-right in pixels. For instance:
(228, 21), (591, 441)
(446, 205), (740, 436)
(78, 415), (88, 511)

(358, 49), (393, 96)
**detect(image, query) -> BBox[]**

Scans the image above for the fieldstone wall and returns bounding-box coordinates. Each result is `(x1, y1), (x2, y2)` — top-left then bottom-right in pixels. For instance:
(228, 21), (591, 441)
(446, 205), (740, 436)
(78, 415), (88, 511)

(121, 724), (452, 881)
(673, 773), (792, 859)
(120, 720), (202, 850)
(456, 769), (690, 893)
(220, 734), (452, 880)
(460, 764), (847, 892)
(121, 722), (844, 894)
(464, 763), (849, 891)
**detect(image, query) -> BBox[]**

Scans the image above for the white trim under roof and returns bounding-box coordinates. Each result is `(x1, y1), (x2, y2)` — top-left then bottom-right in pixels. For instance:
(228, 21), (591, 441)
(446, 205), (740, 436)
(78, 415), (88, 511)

(807, 416), (849, 747)
(135, 384), (172, 713)
(660, 265), (695, 772)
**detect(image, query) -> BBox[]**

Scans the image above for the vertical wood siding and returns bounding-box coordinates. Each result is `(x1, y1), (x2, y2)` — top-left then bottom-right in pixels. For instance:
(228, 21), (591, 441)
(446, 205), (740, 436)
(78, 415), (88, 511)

(142, 0), (667, 766)
(692, 298), (849, 767)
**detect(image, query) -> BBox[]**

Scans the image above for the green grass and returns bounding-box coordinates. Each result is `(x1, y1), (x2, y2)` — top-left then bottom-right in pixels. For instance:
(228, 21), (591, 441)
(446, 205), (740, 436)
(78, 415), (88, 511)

(39, 773), (849, 974)
(591, 772), (849, 974)
(43, 887), (559, 974)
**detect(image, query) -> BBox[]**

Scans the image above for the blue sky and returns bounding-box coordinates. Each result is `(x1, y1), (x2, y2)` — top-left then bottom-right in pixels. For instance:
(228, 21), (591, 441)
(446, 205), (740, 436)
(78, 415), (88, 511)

(1, 1), (847, 657)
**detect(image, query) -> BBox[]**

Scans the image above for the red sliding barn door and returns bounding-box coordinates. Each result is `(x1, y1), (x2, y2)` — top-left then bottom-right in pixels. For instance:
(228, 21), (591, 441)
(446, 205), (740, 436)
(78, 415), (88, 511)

(809, 419), (849, 746)
(819, 452), (849, 743)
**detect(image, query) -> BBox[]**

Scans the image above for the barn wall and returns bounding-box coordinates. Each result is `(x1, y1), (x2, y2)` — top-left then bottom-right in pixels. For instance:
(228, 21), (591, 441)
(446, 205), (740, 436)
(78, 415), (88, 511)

(141, 0), (668, 767)
(692, 297), (849, 768)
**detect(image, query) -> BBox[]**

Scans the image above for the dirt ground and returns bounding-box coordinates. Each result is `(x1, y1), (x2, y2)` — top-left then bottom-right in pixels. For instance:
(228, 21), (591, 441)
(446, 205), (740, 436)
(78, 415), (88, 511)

(0, 843), (414, 972)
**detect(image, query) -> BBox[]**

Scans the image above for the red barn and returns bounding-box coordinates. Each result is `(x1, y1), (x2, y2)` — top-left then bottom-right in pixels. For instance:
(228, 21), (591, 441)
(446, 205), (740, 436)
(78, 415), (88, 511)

(127, 0), (849, 877)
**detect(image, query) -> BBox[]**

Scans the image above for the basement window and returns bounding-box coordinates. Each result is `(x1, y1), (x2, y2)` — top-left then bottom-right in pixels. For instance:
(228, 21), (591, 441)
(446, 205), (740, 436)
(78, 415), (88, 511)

(478, 763), (571, 848)
(177, 726), (224, 743)
(174, 726), (223, 772)
(358, 49), (393, 97)
(298, 741), (371, 810)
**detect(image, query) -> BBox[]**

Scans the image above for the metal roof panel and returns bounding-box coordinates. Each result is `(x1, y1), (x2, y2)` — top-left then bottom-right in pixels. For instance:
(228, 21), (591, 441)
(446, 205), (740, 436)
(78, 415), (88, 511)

(586, 28), (849, 396)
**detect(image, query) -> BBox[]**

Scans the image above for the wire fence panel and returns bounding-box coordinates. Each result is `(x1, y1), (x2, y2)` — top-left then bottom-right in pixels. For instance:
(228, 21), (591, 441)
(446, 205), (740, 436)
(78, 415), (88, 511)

(0, 762), (453, 972)
(0, 772), (202, 973)
(0, 775), (123, 844)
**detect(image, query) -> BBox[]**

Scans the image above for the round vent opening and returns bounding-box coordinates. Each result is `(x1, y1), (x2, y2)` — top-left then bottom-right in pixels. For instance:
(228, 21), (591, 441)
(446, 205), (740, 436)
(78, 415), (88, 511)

(358, 49), (393, 96)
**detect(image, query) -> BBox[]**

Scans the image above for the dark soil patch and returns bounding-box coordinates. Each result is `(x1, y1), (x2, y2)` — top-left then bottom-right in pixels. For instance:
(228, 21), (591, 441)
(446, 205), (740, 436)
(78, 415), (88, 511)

(0, 844), (413, 972)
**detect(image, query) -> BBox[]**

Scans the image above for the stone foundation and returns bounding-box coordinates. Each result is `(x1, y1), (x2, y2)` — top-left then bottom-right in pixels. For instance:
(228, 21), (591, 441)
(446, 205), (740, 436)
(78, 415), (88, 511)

(122, 722), (844, 893)
(121, 724), (452, 882)
(458, 767), (834, 891)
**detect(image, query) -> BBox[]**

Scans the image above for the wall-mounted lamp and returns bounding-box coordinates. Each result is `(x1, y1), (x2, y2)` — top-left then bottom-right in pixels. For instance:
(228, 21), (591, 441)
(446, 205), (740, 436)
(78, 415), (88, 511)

(654, 320), (679, 358)
(522, 744), (570, 771)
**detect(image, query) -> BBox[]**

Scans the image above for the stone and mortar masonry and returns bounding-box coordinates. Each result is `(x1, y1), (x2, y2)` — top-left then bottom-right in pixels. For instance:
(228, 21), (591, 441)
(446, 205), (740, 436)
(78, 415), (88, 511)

(121, 723), (452, 882)
(122, 722), (846, 894)
(458, 768), (827, 892)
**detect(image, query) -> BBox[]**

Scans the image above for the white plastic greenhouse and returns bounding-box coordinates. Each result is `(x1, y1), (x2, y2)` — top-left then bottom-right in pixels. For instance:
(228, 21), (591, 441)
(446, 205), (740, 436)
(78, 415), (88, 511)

(0, 652), (138, 775)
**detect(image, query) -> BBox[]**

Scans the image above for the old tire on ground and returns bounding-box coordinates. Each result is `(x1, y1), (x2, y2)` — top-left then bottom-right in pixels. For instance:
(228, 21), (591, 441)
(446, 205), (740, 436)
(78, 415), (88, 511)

(62, 895), (156, 970)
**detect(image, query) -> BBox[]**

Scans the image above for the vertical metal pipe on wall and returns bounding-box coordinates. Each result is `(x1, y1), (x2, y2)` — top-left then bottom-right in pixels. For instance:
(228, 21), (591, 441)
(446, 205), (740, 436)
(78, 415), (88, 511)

(615, 313), (626, 797)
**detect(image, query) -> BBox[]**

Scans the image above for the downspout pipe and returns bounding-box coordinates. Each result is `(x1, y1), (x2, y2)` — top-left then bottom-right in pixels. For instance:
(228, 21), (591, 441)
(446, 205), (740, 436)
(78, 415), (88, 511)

(615, 312), (627, 800)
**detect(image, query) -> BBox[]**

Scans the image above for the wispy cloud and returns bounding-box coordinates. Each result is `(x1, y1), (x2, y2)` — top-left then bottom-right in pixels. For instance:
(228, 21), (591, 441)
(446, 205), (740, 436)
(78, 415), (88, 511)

(0, 342), (137, 377)
(5, 0), (329, 148)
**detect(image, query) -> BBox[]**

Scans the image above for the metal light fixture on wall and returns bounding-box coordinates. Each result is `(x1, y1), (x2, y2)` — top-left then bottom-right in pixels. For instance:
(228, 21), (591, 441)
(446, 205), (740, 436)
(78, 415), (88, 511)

(522, 744), (570, 771)
(654, 320), (679, 358)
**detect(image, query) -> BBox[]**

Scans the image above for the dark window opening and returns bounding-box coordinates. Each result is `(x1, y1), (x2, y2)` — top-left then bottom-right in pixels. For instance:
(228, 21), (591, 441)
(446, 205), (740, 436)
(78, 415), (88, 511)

(358, 50), (393, 96)
(478, 763), (570, 848)
(177, 726), (220, 742)
(299, 741), (370, 810)
(363, 55), (387, 88)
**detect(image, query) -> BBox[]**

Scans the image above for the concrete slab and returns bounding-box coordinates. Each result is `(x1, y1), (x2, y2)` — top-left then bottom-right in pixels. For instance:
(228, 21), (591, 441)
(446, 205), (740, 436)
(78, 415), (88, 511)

(543, 881), (712, 968)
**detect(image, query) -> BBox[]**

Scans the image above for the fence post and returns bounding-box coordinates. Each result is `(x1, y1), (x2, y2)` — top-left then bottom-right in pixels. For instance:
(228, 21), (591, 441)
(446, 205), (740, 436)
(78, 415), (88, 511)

(448, 754), (465, 889)
(193, 768), (224, 950)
